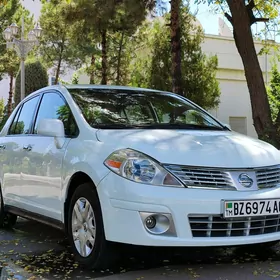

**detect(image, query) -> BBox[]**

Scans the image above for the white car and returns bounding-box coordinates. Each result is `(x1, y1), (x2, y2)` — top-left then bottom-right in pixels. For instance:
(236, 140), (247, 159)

(0, 85), (280, 269)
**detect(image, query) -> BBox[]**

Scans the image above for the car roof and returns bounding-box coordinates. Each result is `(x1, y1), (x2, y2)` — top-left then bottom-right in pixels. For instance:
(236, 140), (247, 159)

(64, 84), (163, 93)
(21, 84), (174, 105)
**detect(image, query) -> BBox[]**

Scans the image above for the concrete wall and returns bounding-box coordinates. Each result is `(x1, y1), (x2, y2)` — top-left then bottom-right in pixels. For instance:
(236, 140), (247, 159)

(203, 34), (278, 138)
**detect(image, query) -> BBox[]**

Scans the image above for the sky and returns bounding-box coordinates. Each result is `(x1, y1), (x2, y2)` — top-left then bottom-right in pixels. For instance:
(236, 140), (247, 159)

(190, 2), (220, 35)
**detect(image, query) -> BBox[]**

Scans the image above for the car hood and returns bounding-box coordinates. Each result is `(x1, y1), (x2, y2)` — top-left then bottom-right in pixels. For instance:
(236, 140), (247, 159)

(96, 129), (280, 168)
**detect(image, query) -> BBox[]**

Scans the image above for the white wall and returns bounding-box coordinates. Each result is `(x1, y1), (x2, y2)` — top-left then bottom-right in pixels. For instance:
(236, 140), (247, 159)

(203, 34), (278, 138)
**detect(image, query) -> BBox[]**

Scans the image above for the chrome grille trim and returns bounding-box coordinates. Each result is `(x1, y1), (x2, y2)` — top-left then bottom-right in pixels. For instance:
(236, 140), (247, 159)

(163, 165), (235, 190)
(164, 164), (280, 190)
(189, 214), (280, 237)
(256, 166), (280, 189)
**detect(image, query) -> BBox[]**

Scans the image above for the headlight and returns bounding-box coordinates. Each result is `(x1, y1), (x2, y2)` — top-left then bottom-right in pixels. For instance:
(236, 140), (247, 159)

(104, 149), (183, 187)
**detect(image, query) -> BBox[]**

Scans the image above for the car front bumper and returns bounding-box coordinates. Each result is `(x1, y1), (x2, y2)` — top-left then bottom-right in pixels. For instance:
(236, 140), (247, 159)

(97, 172), (280, 247)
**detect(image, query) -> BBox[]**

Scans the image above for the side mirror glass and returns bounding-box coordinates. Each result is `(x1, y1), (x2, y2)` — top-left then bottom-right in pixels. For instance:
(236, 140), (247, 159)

(37, 118), (65, 138)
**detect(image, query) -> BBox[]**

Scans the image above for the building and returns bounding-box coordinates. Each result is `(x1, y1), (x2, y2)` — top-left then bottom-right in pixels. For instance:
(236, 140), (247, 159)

(203, 18), (277, 138)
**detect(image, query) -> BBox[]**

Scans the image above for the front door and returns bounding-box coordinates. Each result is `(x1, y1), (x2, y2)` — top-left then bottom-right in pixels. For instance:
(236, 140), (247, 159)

(20, 91), (78, 221)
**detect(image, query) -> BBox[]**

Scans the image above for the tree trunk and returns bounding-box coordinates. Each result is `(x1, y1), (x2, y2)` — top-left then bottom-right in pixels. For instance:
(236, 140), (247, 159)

(101, 30), (108, 85)
(116, 32), (125, 85)
(55, 55), (62, 85)
(89, 54), (95, 84)
(226, 0), (277, 145)
(170, 0), (182, 94)
(55, 41), (65, 85)
(8, 73), (13, 116)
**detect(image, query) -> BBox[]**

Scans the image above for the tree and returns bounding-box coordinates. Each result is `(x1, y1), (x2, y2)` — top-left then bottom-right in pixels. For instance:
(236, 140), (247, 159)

(130, 8), (220, 110)
(39, 0), (84, 84)
(267, 65), (280, 122)
(0, 0), (20, 82)
(0, 1), (34, 116)
(195, 0), (280, 147)
(14, 60), (48, 105)
(62, 0), (154, 85)
(170, 0), (182, 94)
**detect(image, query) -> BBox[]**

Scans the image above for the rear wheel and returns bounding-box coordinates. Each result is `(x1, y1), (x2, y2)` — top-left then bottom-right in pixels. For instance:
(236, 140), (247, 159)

(67, 182), (116, 269)
(0, 188), (17, 229)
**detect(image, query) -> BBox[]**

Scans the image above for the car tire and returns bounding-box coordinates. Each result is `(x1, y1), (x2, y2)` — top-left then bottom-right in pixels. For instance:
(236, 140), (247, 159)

(0, 188), (17, 229)
(67, 182), (117, 270)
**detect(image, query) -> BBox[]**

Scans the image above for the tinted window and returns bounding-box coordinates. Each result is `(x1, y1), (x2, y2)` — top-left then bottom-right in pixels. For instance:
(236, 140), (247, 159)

(34, 92), (78, 137)
(9, 96), (40, 135)
(68, 88), (224, 130)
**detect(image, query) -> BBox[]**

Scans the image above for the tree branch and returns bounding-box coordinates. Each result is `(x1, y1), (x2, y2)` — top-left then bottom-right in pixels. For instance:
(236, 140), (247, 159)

(224, 12), (233, 25)
(254, 17), (270, 23)
(246, 0), (269, 26)
(248, 0), (256, 10)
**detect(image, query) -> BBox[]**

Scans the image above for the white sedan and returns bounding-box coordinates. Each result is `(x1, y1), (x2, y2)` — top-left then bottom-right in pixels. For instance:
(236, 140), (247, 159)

(0, 85), (280, 269)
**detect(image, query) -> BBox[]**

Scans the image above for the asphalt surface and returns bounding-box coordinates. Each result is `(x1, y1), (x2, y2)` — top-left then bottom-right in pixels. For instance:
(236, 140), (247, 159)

(1, 219), (280, 279)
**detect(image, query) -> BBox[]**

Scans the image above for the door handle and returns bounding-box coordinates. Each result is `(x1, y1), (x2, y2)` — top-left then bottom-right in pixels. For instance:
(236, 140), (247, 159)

(0, 144), (6, 150)
(23, 145), (32, 151)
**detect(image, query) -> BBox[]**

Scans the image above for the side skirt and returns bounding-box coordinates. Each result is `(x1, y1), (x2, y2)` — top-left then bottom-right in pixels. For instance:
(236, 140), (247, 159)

(4, 205), (65, 232)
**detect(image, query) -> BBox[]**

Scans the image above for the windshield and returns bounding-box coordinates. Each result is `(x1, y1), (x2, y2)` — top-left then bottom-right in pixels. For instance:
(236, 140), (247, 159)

(68, 88), (225, 130)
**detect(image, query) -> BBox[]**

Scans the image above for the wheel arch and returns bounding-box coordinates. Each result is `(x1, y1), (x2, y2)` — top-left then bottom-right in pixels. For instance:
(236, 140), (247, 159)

(64, 171), (96, 233)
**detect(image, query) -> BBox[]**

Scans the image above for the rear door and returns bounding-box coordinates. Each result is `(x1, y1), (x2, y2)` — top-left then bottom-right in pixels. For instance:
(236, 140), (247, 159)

(1, 95), (41, 209)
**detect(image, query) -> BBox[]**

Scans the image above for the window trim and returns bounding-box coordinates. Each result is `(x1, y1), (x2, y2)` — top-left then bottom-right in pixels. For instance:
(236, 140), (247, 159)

(8, 104), (23, 135)
(31, 90), (80, 138)
(7, 93), (42, 137)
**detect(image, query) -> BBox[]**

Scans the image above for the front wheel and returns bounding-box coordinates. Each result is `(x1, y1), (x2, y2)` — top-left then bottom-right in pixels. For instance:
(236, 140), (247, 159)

(67, 182), (116, 269)
(0, 188), (17, 229)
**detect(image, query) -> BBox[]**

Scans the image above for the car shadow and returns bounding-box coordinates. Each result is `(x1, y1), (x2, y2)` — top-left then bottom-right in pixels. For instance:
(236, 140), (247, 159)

(2, 219), (280, 279)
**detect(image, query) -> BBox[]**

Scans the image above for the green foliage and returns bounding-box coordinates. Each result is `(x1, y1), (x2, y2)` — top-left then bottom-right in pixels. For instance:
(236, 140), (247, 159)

(71, 72), (79, 84)
(14, 61), (48, 105)
(0, 0), (20, 79)
(0, 1), (34, 80)
(63, 0), (153, 33)
(130, 7), (220, 110)
(194, 0), (280, 17)
(267, 65), (280, 122)
(39, 0), (84, 82)
(0, 101), (10, 132)
(106, 31), (136, 85)
(62, 0), (154, 84)
(0, 98), (5, 122)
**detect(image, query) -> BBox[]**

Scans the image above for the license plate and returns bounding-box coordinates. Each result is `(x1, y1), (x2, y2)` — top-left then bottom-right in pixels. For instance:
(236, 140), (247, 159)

(223, 199), (280, 218)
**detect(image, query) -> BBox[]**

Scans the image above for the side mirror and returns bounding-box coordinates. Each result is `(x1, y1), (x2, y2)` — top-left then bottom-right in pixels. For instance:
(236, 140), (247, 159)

(37, 119), (65, 138)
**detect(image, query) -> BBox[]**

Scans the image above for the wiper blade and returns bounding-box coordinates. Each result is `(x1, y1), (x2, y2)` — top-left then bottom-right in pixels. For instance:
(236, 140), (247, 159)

(127, 123), (225, 130)
(93, 123), (135, 129)
(94, 123), (225, 130)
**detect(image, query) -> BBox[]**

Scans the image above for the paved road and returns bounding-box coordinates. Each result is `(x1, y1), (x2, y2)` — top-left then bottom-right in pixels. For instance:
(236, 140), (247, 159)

(1, 219), (280, 279)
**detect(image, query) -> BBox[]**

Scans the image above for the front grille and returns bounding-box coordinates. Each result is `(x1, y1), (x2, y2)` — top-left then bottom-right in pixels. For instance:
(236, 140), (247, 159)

(256, 166), (280, 189)
(164, 164), (280, 190)
(189, 215), (280, 237)
(164, 165), (235, 190)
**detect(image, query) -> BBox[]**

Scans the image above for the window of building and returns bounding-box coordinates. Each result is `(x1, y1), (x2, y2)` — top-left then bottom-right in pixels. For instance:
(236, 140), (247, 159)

(229, 117), (247, 135)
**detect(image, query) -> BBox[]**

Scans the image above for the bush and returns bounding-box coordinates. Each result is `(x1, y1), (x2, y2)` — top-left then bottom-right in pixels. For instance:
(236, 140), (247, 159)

(14, 60), (48, 105)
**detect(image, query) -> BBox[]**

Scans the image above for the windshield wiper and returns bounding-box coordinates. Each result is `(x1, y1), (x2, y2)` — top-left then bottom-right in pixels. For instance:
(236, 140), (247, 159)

(94, 123), (225, 130)
(93, 123), (136, 129)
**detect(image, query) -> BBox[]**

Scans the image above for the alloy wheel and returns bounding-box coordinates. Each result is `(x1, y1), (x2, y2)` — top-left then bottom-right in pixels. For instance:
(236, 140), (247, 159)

(71, 197), (96, 257)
